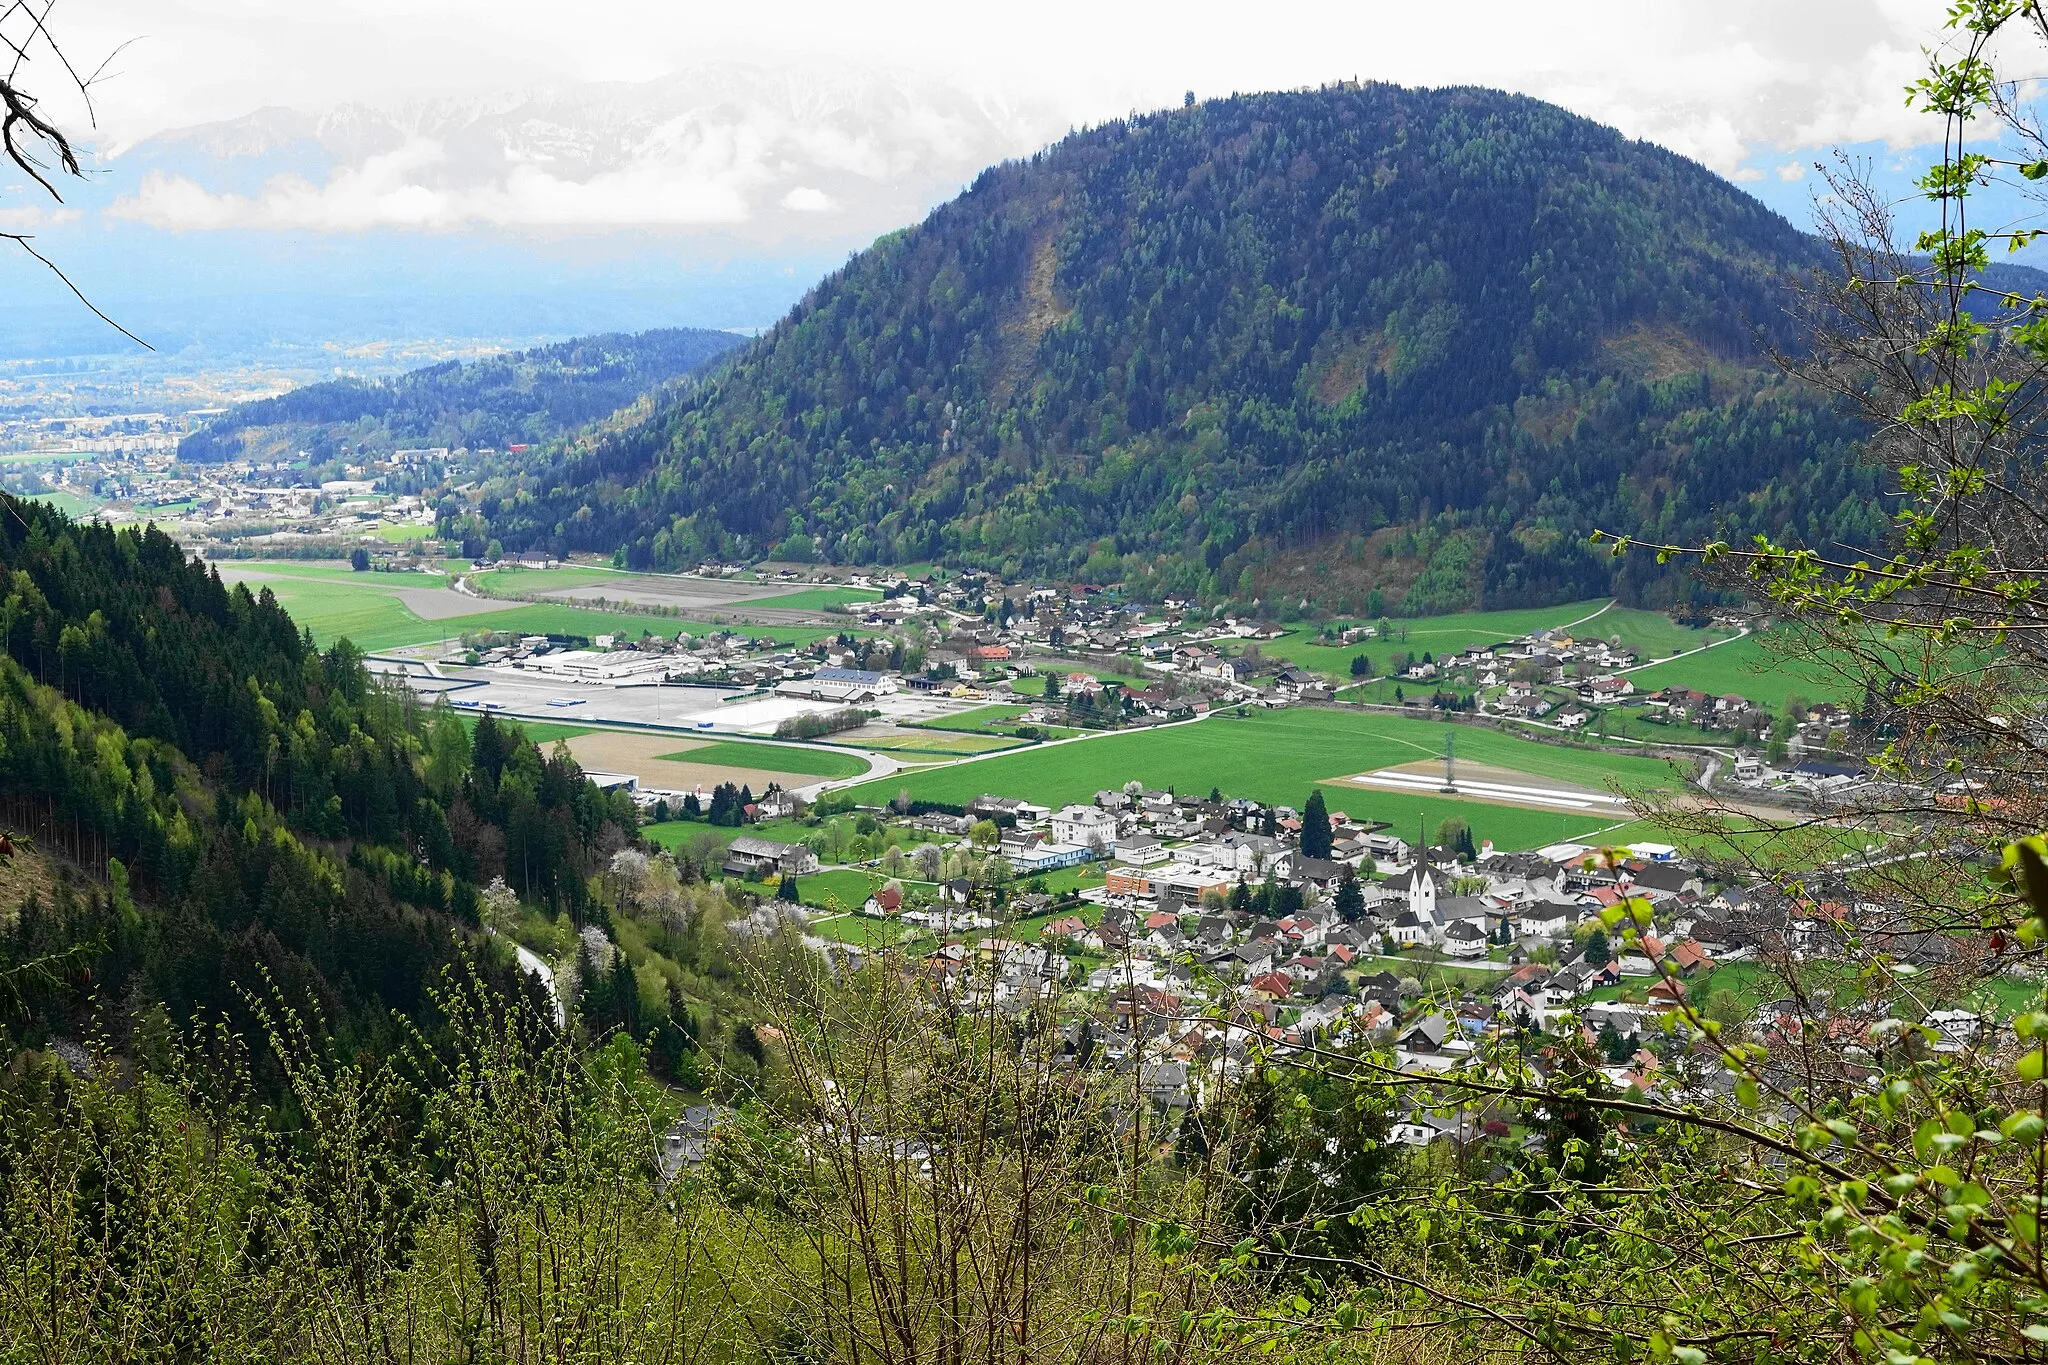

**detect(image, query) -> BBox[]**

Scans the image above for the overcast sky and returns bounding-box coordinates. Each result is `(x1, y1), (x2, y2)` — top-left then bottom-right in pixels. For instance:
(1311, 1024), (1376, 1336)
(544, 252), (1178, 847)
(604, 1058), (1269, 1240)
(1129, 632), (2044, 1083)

(0, 0), (2028, 359)
(42, 0), (1957, 167)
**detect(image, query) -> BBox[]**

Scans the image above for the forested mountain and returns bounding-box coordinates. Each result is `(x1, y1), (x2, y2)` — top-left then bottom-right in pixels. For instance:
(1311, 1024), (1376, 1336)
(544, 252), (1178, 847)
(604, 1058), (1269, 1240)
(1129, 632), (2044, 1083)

(472, 84), (1990, 612)
(179, 327), (742, 464)
(0, 496), (638, 1053)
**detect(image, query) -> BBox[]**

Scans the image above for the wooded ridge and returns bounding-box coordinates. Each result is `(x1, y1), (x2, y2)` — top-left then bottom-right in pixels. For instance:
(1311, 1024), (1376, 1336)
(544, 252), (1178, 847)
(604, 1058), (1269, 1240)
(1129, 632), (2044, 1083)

(472, 83), (1978, 612)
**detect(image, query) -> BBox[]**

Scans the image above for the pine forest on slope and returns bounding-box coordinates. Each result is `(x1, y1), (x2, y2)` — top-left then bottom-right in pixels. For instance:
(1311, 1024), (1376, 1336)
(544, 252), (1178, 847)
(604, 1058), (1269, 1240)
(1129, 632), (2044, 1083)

(180, 327), (744, 465)
(464, 82), (1983, 614)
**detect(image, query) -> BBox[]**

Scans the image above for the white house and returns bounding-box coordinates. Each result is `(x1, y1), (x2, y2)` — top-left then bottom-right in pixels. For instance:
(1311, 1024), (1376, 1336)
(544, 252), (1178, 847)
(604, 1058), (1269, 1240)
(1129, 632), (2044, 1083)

(1114, 834), (1169, 866)
(1051, 804), (1118, 848)
(1443, 920), (1489, 958)
(1516, 900), (1577, 938)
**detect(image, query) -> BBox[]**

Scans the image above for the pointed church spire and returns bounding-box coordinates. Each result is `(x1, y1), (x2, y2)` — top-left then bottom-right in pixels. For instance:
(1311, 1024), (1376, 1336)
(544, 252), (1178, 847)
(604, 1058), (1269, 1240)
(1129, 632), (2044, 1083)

(1409, 813), (1436, 922)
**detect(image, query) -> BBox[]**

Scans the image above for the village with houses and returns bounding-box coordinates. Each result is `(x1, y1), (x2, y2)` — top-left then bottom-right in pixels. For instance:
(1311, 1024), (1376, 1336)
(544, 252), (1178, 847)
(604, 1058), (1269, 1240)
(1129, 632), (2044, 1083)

(651, 760), (1981, 1159)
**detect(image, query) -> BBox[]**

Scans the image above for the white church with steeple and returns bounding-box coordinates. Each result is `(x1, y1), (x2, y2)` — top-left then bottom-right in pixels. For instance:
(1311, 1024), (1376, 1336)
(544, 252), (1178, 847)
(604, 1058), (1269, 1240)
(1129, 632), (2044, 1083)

(1408, 815), (1436, 921)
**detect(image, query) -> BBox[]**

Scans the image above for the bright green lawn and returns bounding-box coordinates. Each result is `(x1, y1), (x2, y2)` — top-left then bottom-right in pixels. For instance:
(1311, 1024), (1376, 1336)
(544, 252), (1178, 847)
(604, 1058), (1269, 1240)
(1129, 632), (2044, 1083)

(788, 868), (889, 912)
(470, 605), (835, 650)
(1262, 601), (1614, 671)
(216, 561), (412, 582)
(640, 818), (816, 856)
(1011, 669), (1144, 696)
(243, 578), (433, 645)
(1266, 602), (1728, 678)
(750, 585), (883, 611)
(1625, 632), (1851, 709)
(912, 704), (1033, 732)
(1334, 679), (1434, 705)
(246, 574), (841, 652)
(472, 566), (624, 593)
(1005, 899), (1105, 942)
(841, 709), (1682, 851)
(660, 741), (871, 780)
(368, 522), (437, 543)
(31, 490), (100, 519)
(471, 570), (876, 613)
(809, 912), (924, 948)
(1019, 864), (1107, 895)
(1590, 607), (1737, 661)
(849, 732), (1027, 755)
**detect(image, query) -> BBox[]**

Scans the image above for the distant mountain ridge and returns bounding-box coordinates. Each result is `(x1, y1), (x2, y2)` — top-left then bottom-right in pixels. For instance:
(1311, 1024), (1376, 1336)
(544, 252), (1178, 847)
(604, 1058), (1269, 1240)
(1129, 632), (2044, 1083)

(471, 83), (2043, 613)
(179, 327), (743, 464)
(108, 68), (1071, 240)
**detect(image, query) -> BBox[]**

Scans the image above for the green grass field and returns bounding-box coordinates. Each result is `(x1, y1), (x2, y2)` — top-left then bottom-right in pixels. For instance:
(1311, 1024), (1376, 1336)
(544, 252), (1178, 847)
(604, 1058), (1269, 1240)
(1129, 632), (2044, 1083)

(788, 868), (890, 912)
(750, 585), (883, 611)
(1261, 601), (1613, 671)
(1019, 864), (1107, 895)
(30, 490), (101, 520)
(808, 911), (924, 948)
(1011, 669), (1144, 696)
(1591, 607), (1737, 660)
(847, 731), (1027, 755)
(469, 569), (877, 614)
(237, 571), (844, 652)
(640, 817), (816, 857)
(219, 561), (418, 582)
(1625, 632), (1850, 709)
(661, 740), (871, 780)
(911, 704), (1033, 732)
(471, 566), (625, 594)
(841, 708), (1682, 851)
(1265, 601), (1731, 680)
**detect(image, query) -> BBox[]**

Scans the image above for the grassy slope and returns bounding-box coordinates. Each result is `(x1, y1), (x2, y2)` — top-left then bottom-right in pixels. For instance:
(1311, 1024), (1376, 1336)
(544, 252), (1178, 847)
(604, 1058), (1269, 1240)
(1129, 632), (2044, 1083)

(1262, 601), (1732, 679)
(1625, 632), (1850, 709)
(33, 491), (101, 520)
(842, 707), (1682, 851)
(640, 817), (817, 856)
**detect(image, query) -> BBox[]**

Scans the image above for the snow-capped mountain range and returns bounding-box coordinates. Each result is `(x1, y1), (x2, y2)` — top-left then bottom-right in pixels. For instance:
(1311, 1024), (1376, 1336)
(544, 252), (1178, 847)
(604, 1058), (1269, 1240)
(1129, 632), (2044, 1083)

(104, 67), (1073, 240)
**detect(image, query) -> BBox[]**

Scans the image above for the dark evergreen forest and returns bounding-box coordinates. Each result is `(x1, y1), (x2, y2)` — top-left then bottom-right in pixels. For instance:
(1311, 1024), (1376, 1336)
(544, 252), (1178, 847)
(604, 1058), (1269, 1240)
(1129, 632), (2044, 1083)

(0, 497), (637, 1054)
(180, 327), (742, 464)
(473, 84), (1926, 610)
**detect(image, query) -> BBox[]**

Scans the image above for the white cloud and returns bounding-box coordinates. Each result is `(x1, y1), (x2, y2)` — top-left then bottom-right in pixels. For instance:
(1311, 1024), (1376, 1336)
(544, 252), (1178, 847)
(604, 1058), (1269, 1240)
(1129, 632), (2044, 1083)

(0, 205), (83, 230)
(51, 1), (1967, 165)
(111, 157), (762, 231)
(780, 186), (835, 213)
(1777, 161), (1809, 181)
(95, 72), (1064, 235)
(33, 0), (1995, 235)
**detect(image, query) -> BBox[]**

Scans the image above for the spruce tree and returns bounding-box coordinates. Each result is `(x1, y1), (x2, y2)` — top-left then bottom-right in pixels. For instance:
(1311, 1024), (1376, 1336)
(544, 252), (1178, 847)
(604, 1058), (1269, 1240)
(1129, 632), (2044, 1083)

(1301, 789), (1333, 859)
(1334, 872), (1365, 923)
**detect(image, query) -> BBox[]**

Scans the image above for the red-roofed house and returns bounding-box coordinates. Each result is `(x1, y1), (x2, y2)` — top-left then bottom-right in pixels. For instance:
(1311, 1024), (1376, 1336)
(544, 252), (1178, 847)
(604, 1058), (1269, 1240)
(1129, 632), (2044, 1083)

(1248, 971), (1295, 1000)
